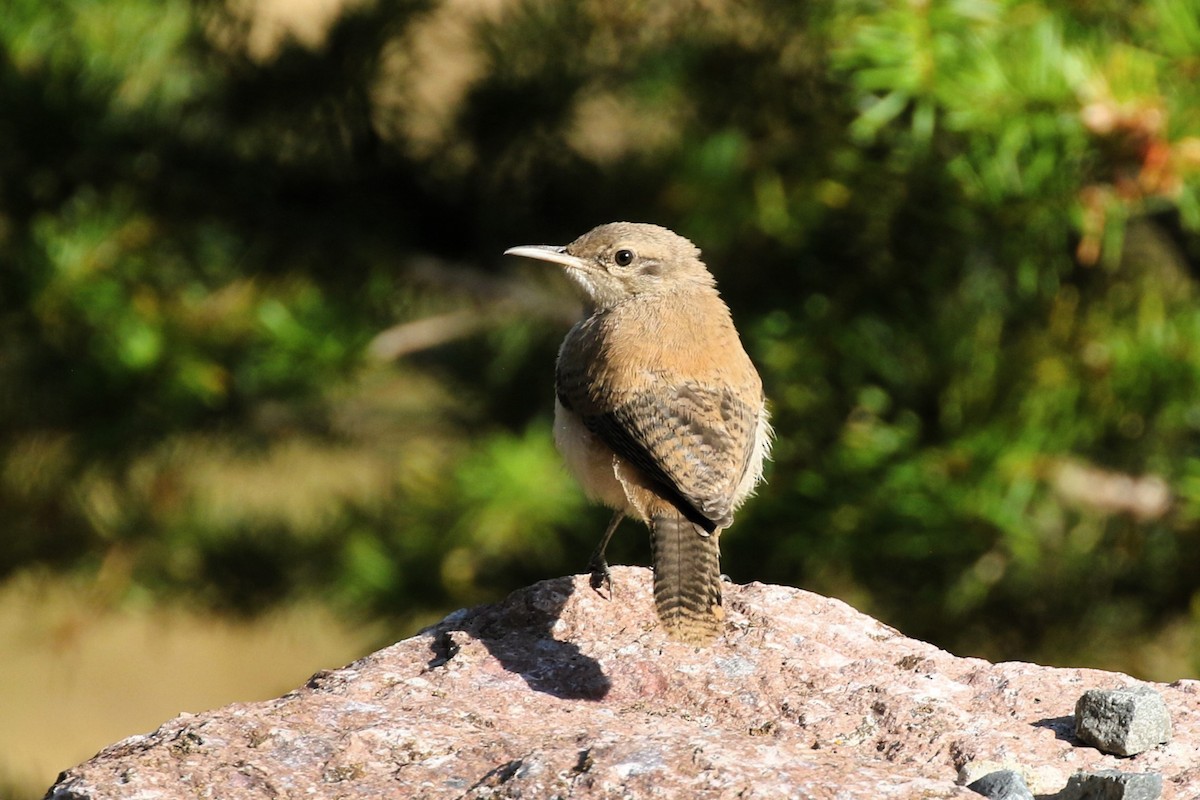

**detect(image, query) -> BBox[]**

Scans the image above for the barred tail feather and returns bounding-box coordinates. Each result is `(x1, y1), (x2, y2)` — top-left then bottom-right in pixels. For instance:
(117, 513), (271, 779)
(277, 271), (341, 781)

(650, 513), (724, 644)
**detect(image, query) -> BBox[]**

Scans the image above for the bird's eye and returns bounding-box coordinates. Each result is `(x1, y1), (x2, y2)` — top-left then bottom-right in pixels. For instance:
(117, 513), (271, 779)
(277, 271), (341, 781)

(613, 249), (635, 267)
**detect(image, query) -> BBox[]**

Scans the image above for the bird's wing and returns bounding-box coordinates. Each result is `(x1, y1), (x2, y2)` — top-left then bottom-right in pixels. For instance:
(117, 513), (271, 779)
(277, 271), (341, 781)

(578, 382), (759, 532)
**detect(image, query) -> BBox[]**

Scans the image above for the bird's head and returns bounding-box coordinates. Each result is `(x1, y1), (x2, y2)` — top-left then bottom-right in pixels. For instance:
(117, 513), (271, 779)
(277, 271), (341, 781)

(505, 222), (715, 311)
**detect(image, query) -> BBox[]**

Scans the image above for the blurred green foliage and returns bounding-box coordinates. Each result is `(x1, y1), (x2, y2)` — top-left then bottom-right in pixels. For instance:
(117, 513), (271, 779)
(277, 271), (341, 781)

(3, 0), (1200, 677)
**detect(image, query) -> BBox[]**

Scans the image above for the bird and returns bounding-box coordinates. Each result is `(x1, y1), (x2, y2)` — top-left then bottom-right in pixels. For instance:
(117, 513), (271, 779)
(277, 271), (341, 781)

(504, 222), (771, 644)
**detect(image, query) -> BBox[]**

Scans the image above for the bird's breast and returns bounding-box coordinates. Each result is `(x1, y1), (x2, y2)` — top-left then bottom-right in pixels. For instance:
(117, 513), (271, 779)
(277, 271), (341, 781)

(561, 292), (761, 409)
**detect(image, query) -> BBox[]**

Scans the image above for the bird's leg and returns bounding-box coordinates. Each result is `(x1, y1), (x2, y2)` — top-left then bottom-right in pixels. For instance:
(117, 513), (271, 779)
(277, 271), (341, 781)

(587, 511), (624, 596)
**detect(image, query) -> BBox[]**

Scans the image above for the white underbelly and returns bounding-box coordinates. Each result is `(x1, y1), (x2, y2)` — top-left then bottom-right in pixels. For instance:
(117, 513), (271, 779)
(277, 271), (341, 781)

(553, 399), (632, 512)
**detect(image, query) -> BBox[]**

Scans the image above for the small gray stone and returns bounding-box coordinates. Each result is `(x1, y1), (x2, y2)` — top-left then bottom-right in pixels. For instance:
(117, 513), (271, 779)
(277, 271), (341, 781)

(1057, 770), (1163, 800)
(966, 769), (1034, 800)
(1074, 686), (1171, 756)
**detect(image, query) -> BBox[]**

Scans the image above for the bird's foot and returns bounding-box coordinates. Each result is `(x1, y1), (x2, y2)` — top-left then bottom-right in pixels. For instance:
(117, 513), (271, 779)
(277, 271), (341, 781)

(588, 556), (613, 598)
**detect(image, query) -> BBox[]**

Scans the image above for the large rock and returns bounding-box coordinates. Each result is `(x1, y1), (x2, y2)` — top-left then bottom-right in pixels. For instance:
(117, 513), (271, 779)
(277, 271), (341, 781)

(1075, 686), (1172, 756)
(1059, 769), (1164, 800)
(46, 568), (1199, 799)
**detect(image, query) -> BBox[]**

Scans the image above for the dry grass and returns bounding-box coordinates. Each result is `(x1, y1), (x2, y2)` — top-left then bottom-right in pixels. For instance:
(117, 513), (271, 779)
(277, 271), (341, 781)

(0, 573), (382, 800)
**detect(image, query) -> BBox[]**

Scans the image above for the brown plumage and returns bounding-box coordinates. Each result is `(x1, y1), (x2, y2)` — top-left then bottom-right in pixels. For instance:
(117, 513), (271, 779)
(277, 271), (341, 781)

(505, 222), (771, 644)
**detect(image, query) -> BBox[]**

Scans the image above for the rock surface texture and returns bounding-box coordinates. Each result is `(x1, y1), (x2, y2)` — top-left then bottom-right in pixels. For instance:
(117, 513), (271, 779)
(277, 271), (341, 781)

(47, 568), (1198, 799)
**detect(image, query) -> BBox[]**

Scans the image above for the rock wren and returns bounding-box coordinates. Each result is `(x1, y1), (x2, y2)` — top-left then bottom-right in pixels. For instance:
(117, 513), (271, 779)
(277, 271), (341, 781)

(505, 222), (771, 644)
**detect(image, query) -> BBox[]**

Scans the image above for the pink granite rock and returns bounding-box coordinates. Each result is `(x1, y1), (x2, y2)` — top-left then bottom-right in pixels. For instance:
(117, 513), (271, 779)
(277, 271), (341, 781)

(46, 568), (1199, 799)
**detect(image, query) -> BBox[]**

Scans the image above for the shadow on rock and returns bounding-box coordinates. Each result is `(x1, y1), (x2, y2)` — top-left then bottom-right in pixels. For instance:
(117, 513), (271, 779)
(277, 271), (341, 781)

(426, 575), (611, 701)
(1032, 715), (1077, 742)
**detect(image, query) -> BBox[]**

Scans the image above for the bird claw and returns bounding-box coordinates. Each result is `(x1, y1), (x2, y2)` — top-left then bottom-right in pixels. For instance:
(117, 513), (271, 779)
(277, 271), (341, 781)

(588, 557), (613, 598)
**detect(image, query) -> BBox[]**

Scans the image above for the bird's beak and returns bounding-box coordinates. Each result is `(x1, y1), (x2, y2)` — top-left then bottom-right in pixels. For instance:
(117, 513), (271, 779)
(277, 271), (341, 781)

(503, 245), (587, 271)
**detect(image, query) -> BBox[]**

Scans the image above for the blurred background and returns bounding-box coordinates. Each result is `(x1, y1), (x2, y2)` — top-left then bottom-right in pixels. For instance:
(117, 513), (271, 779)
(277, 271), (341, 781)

(3, 0), (1200, 795)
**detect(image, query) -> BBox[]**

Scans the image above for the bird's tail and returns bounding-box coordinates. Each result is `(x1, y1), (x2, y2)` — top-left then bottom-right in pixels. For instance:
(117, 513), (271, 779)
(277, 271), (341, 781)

(650, 513), (724, 644)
